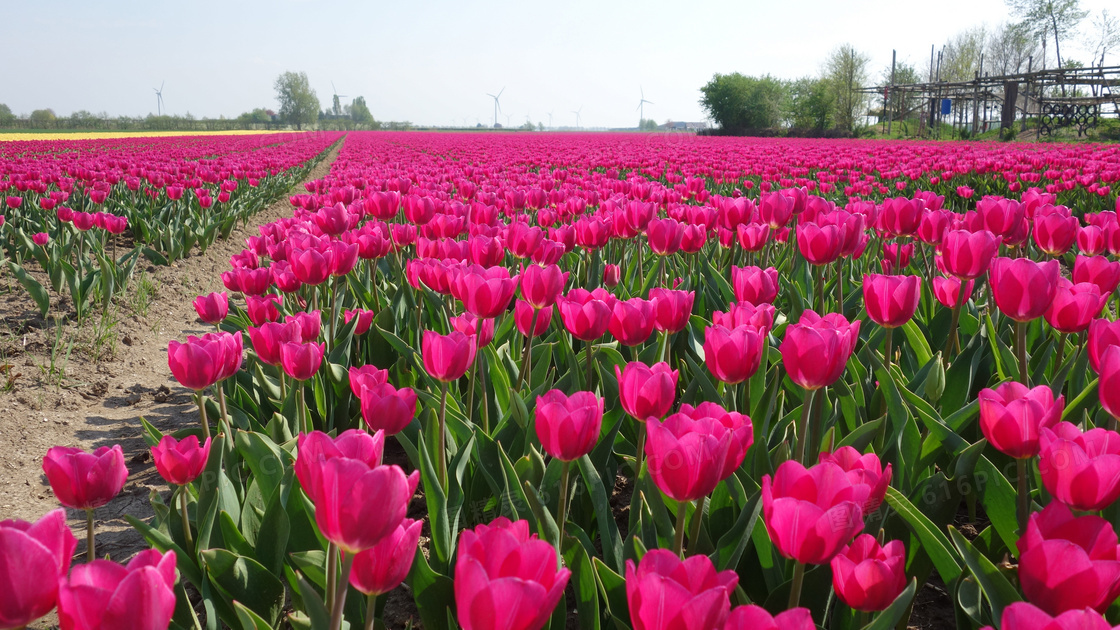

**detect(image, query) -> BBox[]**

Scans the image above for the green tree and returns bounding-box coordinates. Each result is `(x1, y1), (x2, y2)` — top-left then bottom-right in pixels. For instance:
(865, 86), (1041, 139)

(273, 71), (320, 130)
(350, 96), (375, 126)
(0, 104), (14, 126)
(824, 44), (871, 134)
(699, 72), (787, 132)
(237, 108), (273, 125)
(786, 77), (833, 131)
(639, 118), (658, 131)
(940, 26), (987, 81)
(879, 62), (922, 122)
(987, 21), (1041, 75)
(29, 108), (57, 128)
(1005, 0), (1088, 69)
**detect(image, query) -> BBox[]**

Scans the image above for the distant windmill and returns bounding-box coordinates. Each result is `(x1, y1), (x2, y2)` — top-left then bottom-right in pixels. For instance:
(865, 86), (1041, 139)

(636, 87), (654, 128)
(547, 111), (554, 129)
(153, 81), (165, 116)
(330, 82), (349, 117)
(571, 106), (583, 129)
(486, 88), (505, 127)
(505, 113), (513, 127)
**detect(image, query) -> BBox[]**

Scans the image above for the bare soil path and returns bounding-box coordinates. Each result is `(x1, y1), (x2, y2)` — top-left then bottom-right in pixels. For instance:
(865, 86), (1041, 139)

(0, 139), (342, 560)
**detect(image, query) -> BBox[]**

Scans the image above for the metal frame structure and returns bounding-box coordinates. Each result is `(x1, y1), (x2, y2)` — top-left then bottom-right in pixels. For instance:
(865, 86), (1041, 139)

(860, 58), (1120, 140)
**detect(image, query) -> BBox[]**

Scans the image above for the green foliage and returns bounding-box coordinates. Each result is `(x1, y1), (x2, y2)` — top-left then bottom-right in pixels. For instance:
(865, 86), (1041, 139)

(699, 72), (787, 132)
(273, 71), (320, 130)
(236, 108), (273, 125)
(786, 77), (833, 132)
(823, 44), (871, 133)
(29, 108), (57, 128)
(0, 103), (13, 126)
(350, 96), (376, 126)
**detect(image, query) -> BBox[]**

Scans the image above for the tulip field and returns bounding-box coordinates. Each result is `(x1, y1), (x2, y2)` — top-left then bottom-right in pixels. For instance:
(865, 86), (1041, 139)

(6, 130), (1120, 630)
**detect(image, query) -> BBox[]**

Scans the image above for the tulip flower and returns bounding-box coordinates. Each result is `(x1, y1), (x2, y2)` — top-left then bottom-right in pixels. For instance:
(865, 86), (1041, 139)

(349, 519), (422, 628)
(1101, 346), (1120, 422)
(281, 340), (325, 382)
(1074, 255), (1120, 297)
(647, 217), (684, 255)
(602, 263), (621, 287)
(42, 444), (127, 563)
(863, 273), (921, 329)
(1045, 280), (1107, 334)
(167, 337), (224, 392)
(248, 321), (301, 367)
(650, 288), (693, 334)
(818, 447), (892, 515)
(192, 291), (228, 326)
(703, 324), (764, 385)
(514, 299), (552, 338)
(453, 264), (518, 319)
(712, 301), (776, 333)
(831, 535), (907, 612)
(450, 313), (495, 348)
(877, 197), (923, 237)
(0, 509), (77, 629)
(763, 460), (864, 610)
(306, 457), (419, 554)
(535, 390), (603, 463)
(731, 265), (779, 305)
(455, 518), (569, 630)
(1089, 318), (1120, 374)
(1079, 225), (1108, 256)
(983, 603), (1120, 630)
(1033, 209), (1079, 255)
(626, 550), (737, 630)
(359, 383), (417, 436)
(150, 435), (211, 486)
(615, 361), (678, 424)
(939, 229), (1000, 280)
(422, 330), (477, 488)
(343, 308), (375, 335)
(647, 403), (753, 554)
(1016, 502), (1120, 615)
(978, 382), (1064, 460)
(724, 606), (815, 630)
(246, 293), (282, 325)
(57, 549), (177, 630)
(557, 289), (612, 341)
(736, 222), (770, 251)
(1038, 422), (1120, 511)
(608, 297), (656, 347)
(796, 222), (842, 266)
(990, 257), (1061, 323)
(519, 263), (566, 309)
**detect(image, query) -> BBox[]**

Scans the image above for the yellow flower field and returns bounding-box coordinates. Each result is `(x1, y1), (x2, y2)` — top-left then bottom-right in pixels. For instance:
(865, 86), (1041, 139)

(0, 129), (297, 142)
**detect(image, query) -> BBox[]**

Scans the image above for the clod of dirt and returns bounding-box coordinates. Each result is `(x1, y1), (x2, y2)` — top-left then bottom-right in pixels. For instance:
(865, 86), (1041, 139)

(153, 385), (171, 403)
(130, 451), (151, 465)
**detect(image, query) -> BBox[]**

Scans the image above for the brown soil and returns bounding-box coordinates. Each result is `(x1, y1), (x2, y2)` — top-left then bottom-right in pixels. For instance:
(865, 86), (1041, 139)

(0, 141), (343, 625)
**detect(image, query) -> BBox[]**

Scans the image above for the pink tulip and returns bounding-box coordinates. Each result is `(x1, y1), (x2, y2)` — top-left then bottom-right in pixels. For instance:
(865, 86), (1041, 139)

(779, 310), (860, 391)
(704, 324), (764, 385)
(1074, 255), (1120, 297)
(0, 509), (77, 629)
(167, 337), (224, 390)
(608, 297), (656, 347)
(1089, 318), (1120, 373)
(650, 288), (694, 333)
(422, 330), (477, 382)
(42, 445), (128, 510)
(762, 460), (864, 564)
(1045, 279), (1107, 334)
(534, 390), (603, 462)
(731, 265), (779, 305)
(280, 341), (325, 381)
(1038, 422), (1120, 511)
(57, 549), (177, 630)
(246, 293), (282, 326)
(712, 301), (775, 333)
(796, 222), (842, 265)
(348, 365), (389, 398)
(454, 518), (569, 630)
(932, 276), (974, 309)
(989, 257), (1061, 322)
(615, 361), (678, 423)
(1016, 502), (1120, 615)
(602, 263), (621, 287)
(343, 308), (375, 335)
(360, 383), (417, 436)
(192, 291), (229, 324)
(349, 518), (423, 596)
(626, 549), (738, 630)
(150, 435), (211, 486)
(248, 321), (301, 366)
(1101, 346), (1120, 421)
(978, 382), (1064, 459)
(520, 263), (566, 309)
(514, 299), (553, 337)
(818, 446), (892, 515)
(863, 274), (921, 328)
(285, 310), (322, 343)
(939, 229), (1000, 280)
(831, 535), (907, 612)
(450, 312), (495, 348)
(984, 602), (1120, 630)
(645, 402), (753, 502)
(306, 455), (418, 554)
(557, 289), (613, 341)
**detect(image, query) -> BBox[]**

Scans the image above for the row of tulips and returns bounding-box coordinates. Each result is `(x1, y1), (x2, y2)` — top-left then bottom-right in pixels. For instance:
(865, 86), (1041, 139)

(5, 131), (1120, 630)
(0, 132), (341, 321)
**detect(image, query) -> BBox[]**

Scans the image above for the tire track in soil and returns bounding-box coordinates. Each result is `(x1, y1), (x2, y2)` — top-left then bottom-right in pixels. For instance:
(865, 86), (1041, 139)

(0, 139), (343, 566)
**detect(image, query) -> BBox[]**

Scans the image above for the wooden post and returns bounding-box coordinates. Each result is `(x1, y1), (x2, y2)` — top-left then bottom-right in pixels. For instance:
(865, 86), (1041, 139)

(887, 50), (896, 136)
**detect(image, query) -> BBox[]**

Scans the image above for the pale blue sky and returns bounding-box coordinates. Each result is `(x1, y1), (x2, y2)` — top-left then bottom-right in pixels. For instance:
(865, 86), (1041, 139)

(1, 0), (1114, 127)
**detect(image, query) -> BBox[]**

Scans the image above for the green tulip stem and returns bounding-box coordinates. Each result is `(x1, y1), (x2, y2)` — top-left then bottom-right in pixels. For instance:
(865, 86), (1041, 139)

(945, 279), (968, 360)
(280, 372), (287, 402)
(658, 257), (667, 287)
(788, 560), (806, 610)
(438, 381), (449, 491)
(86, 508), (96, 563)
(328, 276), (340, 352)
(196, 392), (211, 440)
(308, 284), (318, 315)
(635, 423), (647, 479)
(1055, 332), (1068, 376)
(556, 461), (572, 553)
(215, 382), (232, 438)
(516, 309), (540, 391)
(363, 593), (378, 630)
(688, 496), (706, 551)
(299, 382), (311, 433)
(884, 327), (894, 375)
(1016, 320), (1028, 386)
(835, 261), (845, 315)
(1017, 458), (1030, 535)
(672, 500), (689, 558)
(586, 340), (595, 392)
(179, 486), (193, 551)
(328, 552), (355, 630)
(794, 389), (816, 466)
(325, 542), (339, 613)
(466, 357), (479, 427)
(816, 270), (826, 313)
(584, 248), (591, 287)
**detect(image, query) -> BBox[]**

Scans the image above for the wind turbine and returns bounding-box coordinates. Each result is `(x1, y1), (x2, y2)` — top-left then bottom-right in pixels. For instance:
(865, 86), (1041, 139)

(571, 106), (583, 129)
(636, 87), (653, 129)
(505, 113), (513, 128)
(547, 110), (554, 129)
(486, 88), (505, 127)
(153, 81), (165, 116)
(330, 82), (348, 117)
